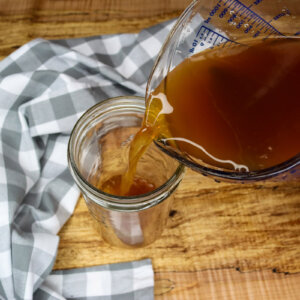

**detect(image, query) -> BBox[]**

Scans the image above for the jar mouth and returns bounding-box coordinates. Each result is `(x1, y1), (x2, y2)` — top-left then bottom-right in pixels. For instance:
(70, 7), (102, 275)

(68, 96), (185, 207)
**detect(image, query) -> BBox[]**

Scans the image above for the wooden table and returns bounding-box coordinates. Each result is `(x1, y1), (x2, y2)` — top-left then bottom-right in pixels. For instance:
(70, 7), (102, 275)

(1, 1), (300, 299)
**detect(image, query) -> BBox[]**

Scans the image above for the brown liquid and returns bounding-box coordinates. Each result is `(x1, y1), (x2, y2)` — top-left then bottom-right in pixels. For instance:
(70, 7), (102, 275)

(101, 175), (156, 197)
(120, 38), (300, 195)
(160, 38), (300, 172)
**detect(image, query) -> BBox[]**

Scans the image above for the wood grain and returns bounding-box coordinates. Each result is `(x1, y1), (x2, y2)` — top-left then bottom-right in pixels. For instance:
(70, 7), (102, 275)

(1, 0), (300, 298)
(154, 269), (300, 299)
(0, 0), (190, 60)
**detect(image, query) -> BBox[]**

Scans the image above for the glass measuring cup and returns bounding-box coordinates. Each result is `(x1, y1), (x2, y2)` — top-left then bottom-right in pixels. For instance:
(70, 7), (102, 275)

(147, 0), (300, 182)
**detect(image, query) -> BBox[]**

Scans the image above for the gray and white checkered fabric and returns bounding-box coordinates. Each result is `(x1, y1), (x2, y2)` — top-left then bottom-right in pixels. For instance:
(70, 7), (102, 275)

(36, 259), (154, 300)
(0, 20), (175, 300)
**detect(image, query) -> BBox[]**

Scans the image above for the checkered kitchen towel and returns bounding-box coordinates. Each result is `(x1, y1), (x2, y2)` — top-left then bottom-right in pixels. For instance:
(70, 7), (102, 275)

(0, 20), (176, 300)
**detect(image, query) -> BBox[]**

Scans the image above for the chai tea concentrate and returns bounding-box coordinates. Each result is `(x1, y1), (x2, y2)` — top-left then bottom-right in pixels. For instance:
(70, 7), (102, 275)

(108, 38), (300, 196)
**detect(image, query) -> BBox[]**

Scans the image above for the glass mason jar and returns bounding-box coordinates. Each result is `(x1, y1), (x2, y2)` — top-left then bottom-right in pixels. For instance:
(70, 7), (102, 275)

(68, 96), (185, 248)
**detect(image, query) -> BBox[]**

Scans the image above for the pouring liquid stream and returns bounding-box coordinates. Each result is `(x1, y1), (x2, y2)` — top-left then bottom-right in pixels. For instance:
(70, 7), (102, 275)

(104, 37), (300, 196)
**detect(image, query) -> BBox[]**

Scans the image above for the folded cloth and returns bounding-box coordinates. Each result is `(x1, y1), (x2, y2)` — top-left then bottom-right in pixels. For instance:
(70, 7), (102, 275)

(36, 259), (154, 300)
(0, 20), (175, 300)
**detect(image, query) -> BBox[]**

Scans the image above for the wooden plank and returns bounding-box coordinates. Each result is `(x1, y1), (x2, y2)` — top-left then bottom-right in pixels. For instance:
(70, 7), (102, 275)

(155, 269), (300, 299)
(0, 0), (190, 15)
(0, 0), (190, 60)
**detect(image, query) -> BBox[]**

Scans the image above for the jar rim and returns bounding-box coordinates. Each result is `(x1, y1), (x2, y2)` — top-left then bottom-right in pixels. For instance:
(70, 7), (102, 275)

(68, 96), (185, 208)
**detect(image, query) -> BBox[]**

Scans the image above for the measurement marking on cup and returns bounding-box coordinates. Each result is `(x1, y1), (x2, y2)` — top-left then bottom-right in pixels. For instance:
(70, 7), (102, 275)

(190, 25), (232, 53)
(236, 6), (246, 15)
(190, 0), (285, 53)
(221, 0), (284, 36)
(255, 19), (263, 28)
